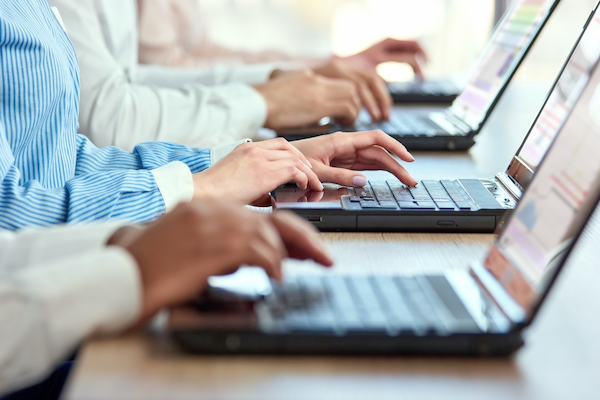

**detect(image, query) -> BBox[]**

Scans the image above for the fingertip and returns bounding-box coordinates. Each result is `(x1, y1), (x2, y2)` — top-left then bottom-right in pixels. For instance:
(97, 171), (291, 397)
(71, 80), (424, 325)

(351, 175), (367, 187)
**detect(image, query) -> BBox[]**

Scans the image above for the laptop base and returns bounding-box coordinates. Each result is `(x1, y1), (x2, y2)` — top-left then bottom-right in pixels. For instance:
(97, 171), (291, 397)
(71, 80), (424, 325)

(388, 79), (460, 104)
(172, 329), (523, 357)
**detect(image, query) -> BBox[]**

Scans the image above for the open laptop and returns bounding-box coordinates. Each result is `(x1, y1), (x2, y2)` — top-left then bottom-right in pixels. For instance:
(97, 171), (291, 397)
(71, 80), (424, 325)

(278, 0), (560, 151)
(270, 5), (600, 233)
(169, 49), (600, 356)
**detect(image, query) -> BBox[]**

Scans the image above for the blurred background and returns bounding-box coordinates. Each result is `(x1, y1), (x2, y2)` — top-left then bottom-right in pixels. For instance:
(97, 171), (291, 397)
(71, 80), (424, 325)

(197, 0), (597, 82)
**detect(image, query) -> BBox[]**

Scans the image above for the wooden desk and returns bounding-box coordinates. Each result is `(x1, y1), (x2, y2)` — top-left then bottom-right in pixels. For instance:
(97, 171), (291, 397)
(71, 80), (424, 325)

(64, 83), (600, 399)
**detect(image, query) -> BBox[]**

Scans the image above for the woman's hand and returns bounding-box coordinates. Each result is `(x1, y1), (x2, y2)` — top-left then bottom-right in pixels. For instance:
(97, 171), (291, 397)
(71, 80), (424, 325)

(292, 130), (418, 188)
(192, 138), (323, 205)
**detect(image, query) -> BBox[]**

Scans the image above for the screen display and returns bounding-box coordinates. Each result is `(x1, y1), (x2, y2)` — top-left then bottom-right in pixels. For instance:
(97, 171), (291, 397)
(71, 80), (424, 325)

(484, 59), (600, 314)
(518, 10), (600, 169)
(450, 0), (556, 129)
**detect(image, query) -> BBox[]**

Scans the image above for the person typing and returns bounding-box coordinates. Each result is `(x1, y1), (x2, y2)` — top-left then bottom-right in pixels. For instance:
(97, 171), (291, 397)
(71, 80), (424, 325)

(0, 201), (333, 398)
(0, 0), (416, 231)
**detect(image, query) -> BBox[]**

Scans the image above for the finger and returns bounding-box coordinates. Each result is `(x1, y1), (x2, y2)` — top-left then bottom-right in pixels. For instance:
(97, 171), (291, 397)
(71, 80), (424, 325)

(255, 138), (313, 169)
(326, 80), (361, 123)
(295, 158), (323, 191)
(353, 146), (418, 187)
(331, 130), (415, 163)
(312, 163), (368, 188)
(269, 159), (322, 192)
(247, 240), (284, 281)
(359, 70), (392, 120)
(249, 219), (287, 281)
(355, 79), (382, 121)
(271, 211), (334, 267)
(382, 39), (428, 60)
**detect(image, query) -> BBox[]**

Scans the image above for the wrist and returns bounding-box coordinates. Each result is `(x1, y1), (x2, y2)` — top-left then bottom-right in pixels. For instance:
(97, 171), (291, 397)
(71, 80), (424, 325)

(252, 83), (277, 130)
(192, 171), (219, 201)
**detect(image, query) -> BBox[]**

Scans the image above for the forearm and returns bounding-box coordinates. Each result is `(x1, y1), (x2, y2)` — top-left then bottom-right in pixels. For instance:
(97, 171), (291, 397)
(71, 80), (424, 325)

(80, 72), (266, 150)
(135, 62), (276, 87)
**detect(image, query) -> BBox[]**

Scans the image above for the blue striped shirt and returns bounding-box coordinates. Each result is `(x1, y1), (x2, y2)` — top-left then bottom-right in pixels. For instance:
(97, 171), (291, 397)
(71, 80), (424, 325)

(0, 0), (212, 230)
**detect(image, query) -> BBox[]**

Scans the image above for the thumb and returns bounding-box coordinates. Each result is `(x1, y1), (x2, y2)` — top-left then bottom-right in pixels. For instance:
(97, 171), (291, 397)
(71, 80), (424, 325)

(316, 166), (367, 187)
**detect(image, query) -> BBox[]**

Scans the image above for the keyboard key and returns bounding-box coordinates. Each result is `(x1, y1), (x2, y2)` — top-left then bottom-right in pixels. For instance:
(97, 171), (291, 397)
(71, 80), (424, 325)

(322, 276), (355, 308)
(377, 201), (399, 209)
(398, 201), (435, 210)
(371, 276), (415, 329)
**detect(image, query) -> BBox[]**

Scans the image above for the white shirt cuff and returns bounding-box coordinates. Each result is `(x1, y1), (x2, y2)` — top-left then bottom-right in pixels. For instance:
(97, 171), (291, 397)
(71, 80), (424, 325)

(210, 138), (252, 165)
(212, 83), (268, 138)
(151, 161), (194, 211)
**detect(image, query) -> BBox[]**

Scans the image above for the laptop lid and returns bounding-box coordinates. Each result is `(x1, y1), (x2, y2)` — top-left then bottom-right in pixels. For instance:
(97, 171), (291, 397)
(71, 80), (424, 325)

(504, 3), (600, 191)
(472, 54), (600, 327)
(449, 0), (559, 132)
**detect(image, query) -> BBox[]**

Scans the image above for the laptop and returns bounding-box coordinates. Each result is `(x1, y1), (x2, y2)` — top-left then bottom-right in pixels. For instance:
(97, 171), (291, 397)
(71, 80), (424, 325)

(169, 47), (600, 356)
(388, 79), (461, 104)
(270, 5), (600, 234)
(278, 0), (560, 151)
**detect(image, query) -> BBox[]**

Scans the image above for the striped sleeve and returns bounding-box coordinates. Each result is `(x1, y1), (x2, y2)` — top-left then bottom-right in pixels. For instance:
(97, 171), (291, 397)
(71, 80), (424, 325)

(74, 134), (212, 174)
(0, 128), (176, 230)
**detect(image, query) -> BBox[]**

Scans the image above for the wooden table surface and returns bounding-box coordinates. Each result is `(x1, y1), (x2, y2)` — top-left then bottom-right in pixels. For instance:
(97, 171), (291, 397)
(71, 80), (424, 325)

(63, 81), (600, 400)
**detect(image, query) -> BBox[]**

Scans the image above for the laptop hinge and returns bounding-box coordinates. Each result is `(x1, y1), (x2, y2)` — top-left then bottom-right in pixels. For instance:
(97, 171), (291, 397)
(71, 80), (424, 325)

(495, 172), (523, 202)
(469, 262), (527, 325)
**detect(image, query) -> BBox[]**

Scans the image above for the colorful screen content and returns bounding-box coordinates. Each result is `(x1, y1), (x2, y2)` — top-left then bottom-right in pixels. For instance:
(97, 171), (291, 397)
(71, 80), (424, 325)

(450, 0), (555, 129)
(519, 10), (600, 169)
(483, 61), (600, 314)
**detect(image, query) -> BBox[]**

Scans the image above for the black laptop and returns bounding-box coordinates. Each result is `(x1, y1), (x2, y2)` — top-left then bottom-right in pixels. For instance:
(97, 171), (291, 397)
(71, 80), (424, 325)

(278, 0), (559, 151)
(170, 46), (600, 356)
(270, 5), (600, 234)
(388, 79), (461, 104)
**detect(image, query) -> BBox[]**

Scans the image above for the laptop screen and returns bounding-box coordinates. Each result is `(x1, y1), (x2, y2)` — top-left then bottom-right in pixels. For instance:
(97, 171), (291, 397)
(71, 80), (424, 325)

(450, 0), (556, 130)
(518, 8), (600, 170)
(482, 58), (600, 318)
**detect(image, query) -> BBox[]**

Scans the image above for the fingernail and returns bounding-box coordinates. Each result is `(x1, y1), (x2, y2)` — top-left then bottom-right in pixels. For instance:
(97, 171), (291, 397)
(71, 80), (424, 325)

(352, 176), (367, 187)
(408, 152), (415, 162)
(306, 160), (313, 169)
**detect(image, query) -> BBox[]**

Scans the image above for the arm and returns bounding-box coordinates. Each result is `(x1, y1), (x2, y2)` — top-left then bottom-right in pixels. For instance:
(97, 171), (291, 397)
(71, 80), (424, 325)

(0, 202), (332, 395)
(0, 225), (140, 396)
(0, 126), (204, 230)
(48, 0), (268, 150)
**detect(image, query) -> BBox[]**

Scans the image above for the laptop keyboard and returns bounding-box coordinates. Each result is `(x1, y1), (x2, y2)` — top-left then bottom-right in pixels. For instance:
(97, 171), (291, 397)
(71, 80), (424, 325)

(263, 275), (447, 334)
(355, 111), (447, 136)
(351, 180), (473, 211)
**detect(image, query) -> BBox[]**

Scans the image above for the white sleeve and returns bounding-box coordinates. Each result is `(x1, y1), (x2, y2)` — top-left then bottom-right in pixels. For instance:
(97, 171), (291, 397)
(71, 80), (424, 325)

(48, 0), (267, 151)
(135, 63), (276, 88)
(0, 228), (141, 395)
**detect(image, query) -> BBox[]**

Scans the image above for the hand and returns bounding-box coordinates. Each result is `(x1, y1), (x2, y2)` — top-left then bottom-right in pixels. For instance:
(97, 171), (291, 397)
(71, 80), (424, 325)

(313, 59), (391, 121)
(108, 201), (333, 323)
(254, 69), (361, 129)
(292, 130), (418, 187)
(341, 38), (428, 79)
(192, 138), (323, 205)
